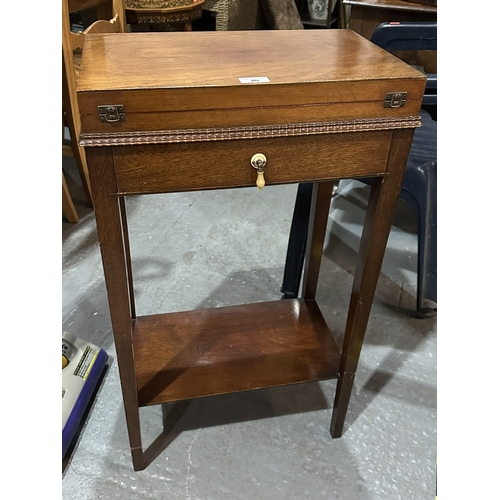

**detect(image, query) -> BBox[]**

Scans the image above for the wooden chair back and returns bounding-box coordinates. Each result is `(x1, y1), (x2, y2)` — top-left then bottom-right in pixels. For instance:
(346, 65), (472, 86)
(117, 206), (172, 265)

(62, 0), (126, 216)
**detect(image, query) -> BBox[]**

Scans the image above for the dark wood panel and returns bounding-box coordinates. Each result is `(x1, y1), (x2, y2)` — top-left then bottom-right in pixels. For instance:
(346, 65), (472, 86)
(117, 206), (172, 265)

(133, 299), (340, 406)
(113, 131), (392, 194)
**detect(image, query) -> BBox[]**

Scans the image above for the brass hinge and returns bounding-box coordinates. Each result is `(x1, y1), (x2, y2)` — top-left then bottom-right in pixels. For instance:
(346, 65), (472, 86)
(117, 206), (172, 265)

(98, 105), (126, 123)
(384, 93), (407, 108)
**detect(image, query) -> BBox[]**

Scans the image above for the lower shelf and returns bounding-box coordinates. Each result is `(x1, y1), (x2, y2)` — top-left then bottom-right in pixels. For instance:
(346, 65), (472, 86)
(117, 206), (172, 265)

(133, 298), (340, 407)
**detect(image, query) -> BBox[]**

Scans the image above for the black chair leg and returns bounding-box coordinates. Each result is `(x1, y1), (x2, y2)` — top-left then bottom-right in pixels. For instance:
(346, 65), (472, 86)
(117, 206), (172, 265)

(400, 160), (437, 317)
(415, 161), (437, 317)
(281, 183), (314, 298)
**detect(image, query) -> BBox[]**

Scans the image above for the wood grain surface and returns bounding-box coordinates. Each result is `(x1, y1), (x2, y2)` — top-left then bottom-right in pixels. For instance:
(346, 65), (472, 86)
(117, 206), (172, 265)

(76, 30), (426, 133)
(133, 298), (340, 406)
(112, 131), (392, 194)
(78, 30), (425, 89)
(85, 146), (144, 468)
(78, 27), (425, 469)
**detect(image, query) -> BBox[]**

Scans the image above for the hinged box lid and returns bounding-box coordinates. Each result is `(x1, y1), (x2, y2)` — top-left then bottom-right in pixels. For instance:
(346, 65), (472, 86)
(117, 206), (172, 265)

(77, 30), (426, 142)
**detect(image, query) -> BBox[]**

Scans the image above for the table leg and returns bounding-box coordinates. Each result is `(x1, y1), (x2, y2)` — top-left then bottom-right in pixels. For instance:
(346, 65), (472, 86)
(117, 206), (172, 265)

(86, 147), (144, 470)
(118, 197), (136, 319)
(330, 128), (415, 437)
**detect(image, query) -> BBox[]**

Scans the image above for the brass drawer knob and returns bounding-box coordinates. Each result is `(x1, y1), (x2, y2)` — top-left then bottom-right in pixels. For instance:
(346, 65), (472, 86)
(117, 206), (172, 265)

(251, 153), (267, 190)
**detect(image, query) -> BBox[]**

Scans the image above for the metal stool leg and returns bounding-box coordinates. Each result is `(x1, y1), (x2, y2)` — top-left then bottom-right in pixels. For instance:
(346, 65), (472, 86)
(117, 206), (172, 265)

(281, 183), (313, 298)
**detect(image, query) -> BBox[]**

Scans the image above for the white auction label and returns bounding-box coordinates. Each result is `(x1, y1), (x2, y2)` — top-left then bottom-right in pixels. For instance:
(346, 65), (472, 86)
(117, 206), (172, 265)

(238, 77), (271, 84)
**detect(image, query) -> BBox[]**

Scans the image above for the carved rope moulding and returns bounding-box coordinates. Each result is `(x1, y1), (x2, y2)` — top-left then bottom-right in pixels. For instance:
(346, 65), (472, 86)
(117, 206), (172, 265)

(125, 0), (198, 8)
(79, 116), (422, 147)
(136, 13), (198, 23)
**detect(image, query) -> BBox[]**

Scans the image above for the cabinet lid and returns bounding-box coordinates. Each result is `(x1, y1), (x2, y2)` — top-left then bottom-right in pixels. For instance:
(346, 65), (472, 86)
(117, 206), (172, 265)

(78, 29), (424, 90)
(77, 30), (426, 141)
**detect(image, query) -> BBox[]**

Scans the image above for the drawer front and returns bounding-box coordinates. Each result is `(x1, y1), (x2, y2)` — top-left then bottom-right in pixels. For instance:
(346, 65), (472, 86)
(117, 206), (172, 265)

(112, 131), (392, 195)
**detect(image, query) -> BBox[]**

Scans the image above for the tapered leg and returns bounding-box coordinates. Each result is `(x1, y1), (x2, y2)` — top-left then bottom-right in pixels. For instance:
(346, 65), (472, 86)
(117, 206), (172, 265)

(331, 129), (415, 437)
(86, 147), (144, 470)
(119, 197), (136, 320)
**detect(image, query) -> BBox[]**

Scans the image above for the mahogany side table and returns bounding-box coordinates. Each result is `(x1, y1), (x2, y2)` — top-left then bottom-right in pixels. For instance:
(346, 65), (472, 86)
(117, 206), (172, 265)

(76, 29), (426, 470)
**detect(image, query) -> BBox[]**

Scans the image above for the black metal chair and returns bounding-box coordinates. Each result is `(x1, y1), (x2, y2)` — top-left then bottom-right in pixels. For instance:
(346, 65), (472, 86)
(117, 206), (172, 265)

(280, 21), (437, 317)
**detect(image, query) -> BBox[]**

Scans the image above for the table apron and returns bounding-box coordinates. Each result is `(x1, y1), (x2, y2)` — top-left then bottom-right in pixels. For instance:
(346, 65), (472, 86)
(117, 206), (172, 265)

(111, 130), (393, 195)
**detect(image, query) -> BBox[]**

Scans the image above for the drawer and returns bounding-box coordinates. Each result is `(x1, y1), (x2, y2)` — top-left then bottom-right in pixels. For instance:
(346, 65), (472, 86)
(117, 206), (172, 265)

(112, 130), (392, 195)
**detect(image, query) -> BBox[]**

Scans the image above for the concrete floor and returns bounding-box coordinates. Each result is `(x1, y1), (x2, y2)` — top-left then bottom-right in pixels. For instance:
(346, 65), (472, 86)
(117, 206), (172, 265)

(62, 155), (436, 499)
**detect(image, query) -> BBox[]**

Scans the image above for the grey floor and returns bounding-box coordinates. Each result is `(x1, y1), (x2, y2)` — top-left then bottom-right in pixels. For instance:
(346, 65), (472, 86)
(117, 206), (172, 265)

(62, 155), (436, 500)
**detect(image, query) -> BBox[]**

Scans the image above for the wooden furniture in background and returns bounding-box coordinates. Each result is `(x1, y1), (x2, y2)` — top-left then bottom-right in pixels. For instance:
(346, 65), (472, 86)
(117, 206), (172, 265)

(62, 172), (80, 223)
(62, 155), (80, 222)
(76, 30), (425, 470)
(125, 0), (205, 31)
(344, 0), (437, 38)
(62, 0), (127, 218)
(343, 0), (436, 73)
(63, 109), (79, 222)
